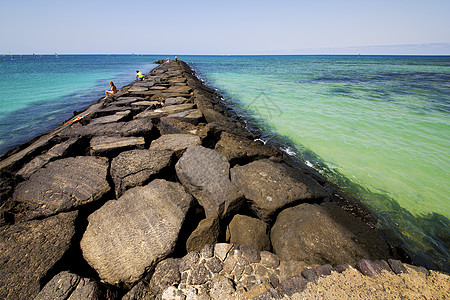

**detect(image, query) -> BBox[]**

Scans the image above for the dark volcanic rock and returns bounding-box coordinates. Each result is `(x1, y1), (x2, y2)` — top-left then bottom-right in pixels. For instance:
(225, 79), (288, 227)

(122, 281), (155, 300)
(228, 214), (271, 251)
(58, 118), (154, 139)
(159, 117), (211, 140)
(89, 111), (130, 125)
(135, 103), (195, 119)
(186, 214), (221, 252)
(0, 211), (78, 300)
(35, 270), (116, 300)
(230, 159), (328, 222)
(149, 258), (181, 295)
(167, 109), (203, 125)
(16, 137), (78, 179)
(149, 134), (201, 157)
(90, 136), (145, 156)
(111, 149), (173, 198)
(271, 203), (388, 266)
(13, 156), (110, 220)
(215, 132), (279, 165)
(175, 146), (243, 218)
(80, 179), (193, 286)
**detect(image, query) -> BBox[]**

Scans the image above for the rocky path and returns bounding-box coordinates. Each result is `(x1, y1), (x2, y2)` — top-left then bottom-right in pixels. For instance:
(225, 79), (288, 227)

(0, 61), (448, 299)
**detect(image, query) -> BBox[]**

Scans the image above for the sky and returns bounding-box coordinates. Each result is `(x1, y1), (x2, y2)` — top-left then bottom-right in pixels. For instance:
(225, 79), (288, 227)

(1, 0), (450, 55)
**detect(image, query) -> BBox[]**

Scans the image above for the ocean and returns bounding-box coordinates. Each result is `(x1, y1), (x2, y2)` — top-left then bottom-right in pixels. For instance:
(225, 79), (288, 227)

(0, 54), (449, 272)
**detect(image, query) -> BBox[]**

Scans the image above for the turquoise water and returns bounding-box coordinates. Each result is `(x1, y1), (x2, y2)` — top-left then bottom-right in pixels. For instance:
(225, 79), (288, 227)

(184, 55), (450, 271)
(0, 55), (159, 154)
(0, 55), (449, 272)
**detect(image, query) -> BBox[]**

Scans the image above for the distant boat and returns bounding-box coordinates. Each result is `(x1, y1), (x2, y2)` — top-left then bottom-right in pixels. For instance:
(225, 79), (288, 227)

(9, 52), (14, 60)
(55, 53), (59, 58)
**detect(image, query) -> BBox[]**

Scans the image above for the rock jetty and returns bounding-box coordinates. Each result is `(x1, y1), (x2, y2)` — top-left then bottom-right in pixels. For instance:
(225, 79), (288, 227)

(0, 60), (448, 299)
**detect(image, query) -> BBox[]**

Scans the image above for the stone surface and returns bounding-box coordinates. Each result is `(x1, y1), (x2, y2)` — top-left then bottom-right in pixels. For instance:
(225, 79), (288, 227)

(388, 259), (408, 274)
(13, 156), (110, 220)
(228, 214), (271, 251)
(150, 134), (201, 157)
(277, 275), (308, 297)
(186, 214), (220, 252)
(149, 258), (181, 295)
(167, 109), (203, 125)
(164, 97), (188, 106)
(16, 138), (78, 179)
(176, 146), (243, 218)
(230, 159), (328, 222)
(110, 149), (173, 197)
(271, 203), (387, 266)
(0, 211), (78, 300)
(36, 271), (115, 300)
(122, 281), (155, 300)
(260, 251), (280, 269)
(215, 132), (279, 164)
(58, 118), (154, 139)
(89, 111), (130, 125)
(80, 179), (193, 286)
(90, 136), (145, 156)
(159, 117), (211, 140)
(135, 103), (195, 119)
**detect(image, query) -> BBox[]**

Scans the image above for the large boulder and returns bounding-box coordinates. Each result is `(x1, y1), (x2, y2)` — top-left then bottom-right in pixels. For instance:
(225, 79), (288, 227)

(58, 118), (154, 139)
(159, 117), (211, 141)
(215, 132), (279, 165)
(135, 104), (195, 119)
(80, 179), (193, 286)
(230, 159), (328, 222)
(111, 149), (173, 198)
(90, 136), (145, 156)
(150, 134), (201, 157)
(13, 156), (110, 220)
(0, 211), (78, 300)
(271, 203), (390, 266)
(175, 146), (243, 218)
(227, 214), (271, 251)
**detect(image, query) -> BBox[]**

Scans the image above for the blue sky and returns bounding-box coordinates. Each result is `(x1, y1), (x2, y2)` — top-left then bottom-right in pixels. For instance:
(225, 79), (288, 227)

(1, 0), (450, 55)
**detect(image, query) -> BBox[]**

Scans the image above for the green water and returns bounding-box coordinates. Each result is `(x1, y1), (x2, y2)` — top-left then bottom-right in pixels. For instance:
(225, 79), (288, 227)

(186, 55), (450, 271)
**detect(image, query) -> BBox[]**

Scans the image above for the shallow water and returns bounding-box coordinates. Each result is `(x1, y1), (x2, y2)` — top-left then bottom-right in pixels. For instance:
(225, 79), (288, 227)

(184, 55), (450, 271)
(0, 55), (448, 271)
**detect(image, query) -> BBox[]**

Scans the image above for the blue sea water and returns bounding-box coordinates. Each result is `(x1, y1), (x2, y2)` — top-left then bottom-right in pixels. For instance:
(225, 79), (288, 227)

(0, 55), (449, 272)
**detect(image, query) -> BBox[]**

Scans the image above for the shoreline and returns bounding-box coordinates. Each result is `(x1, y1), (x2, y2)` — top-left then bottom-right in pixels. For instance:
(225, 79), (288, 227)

(0, 60), (447, 299)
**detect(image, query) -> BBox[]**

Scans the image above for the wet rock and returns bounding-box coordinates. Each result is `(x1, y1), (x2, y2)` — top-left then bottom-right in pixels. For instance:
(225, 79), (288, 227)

(90, 136), (145, 156)
(167, 109), (203, 125)
(150, 134), (201, 157)
(215, 132), (279, 165)
(176, 146), (243, 218)
(228, 214), (271, 251)
(80, 180), (193, 286)
(0, 211), (78, 300)
(271, 203), (383, 266)
(13, 156), (110, 220)
(186, 214), (220, 252)
(231, 159), (328, 222)
(111, 149), (173, 197)
(16, 138), (78, 179)
(149, 258), (181, 295)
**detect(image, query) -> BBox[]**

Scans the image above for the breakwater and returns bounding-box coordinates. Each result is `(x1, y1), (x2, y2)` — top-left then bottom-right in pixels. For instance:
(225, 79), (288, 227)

(0, 60), (448, 299)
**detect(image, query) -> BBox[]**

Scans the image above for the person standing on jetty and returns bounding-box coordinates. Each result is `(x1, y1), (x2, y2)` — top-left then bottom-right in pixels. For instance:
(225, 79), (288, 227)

(136, 70), (144, 80)
(105, 81), (117, 97)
